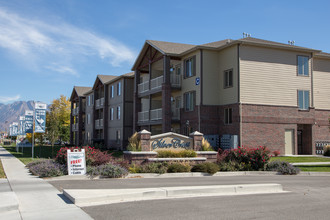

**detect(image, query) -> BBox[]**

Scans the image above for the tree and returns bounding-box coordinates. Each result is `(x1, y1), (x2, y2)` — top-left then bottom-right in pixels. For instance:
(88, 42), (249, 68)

(46, 95), (71, 157)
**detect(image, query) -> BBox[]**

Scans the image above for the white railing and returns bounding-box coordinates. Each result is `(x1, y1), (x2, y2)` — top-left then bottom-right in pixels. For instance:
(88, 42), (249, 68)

(150, 108), (162, 121)
(151, 76), (163, 90)
(170, 74), (181, 87)
(138, 111), (149, 122)
(100, 97), (104, 106)
(72, 107), (79, 115)
(96, 99), (100, 108)
(96, 98), (104, 108)
(138, 81), (150, 93)
(172, 108), (180, 120)
(72, 123), (79, 131)
(99, 119), (103, 127)
(95, 119), (99, 128)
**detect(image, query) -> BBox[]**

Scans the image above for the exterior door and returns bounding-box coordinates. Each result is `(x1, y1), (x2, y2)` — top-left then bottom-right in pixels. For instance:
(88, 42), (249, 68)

(285, 130), (294, 155)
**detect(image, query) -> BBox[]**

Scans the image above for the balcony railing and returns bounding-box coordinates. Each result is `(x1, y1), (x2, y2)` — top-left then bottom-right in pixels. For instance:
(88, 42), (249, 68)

(72, 107), (79, 116)
(138, 81), (149, 93)
(138, 74), (181, 94)
(150, 108), (162, 121)
(170, 74), (181, 88)
(138, 111), (149, 122)
(71, 123), (79, 131)
(95, 97), (105, 109)
(95, 119), (104, 129)
(150, 76), (163, 90)
(172, 108), (180, 120)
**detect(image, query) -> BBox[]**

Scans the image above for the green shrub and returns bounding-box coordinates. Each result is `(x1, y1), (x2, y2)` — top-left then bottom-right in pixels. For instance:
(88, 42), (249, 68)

(167, 162), (191, 173)
(218, 161), (251, 171)
(128, 163), (141, 173)
(127, 132), (141, 151)
(191, 162), (219, 174)
(138, 162), (168, 174)
(266, 160), (300, 175)
(156, 148), (197, 158)
(324, 145), (330, 156)
(201, 138), (213, 151)
(87, 163), (128, 178)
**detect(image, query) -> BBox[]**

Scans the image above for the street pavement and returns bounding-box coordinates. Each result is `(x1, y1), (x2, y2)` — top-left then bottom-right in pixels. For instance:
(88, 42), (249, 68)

(49, 175), (330, 220)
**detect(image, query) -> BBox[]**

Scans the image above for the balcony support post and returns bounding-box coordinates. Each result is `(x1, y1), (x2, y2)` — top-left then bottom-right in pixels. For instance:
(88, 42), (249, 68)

(162, 56), (171, 133)
(133, 70), (141, 132)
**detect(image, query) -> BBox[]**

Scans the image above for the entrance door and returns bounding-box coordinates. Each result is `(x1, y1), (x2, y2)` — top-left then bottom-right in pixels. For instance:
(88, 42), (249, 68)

(285, 130), (294, 155)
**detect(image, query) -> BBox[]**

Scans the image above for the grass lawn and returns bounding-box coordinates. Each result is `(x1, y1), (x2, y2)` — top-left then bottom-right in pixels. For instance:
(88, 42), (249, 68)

(4, 145), (63, 165)
(296, 165), (330, 172)
(270, 156), (330, 163)
(0, 159), (6, 178)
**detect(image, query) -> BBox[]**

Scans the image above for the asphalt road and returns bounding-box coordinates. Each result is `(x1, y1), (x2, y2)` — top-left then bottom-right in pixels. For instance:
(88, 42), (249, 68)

(49, 176), (330, 220)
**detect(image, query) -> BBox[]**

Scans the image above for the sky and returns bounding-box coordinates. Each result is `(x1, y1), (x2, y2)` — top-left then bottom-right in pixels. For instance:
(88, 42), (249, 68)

(0, 0), (330, 104)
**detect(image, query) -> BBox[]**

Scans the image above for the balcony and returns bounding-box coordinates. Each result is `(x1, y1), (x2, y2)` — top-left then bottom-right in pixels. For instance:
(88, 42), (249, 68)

(95, 97), (105, 109)
(138, 108), (162, 123)
(137, 74), (181, 95)
(95, 119), (104, 129)
(172, 108), (180, 120)
(72, 107), (79, 116)
(71, 123), (78, 131)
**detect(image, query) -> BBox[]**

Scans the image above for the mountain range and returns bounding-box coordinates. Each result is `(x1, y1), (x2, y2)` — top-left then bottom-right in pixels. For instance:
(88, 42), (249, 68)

(0, 101), (35, 132)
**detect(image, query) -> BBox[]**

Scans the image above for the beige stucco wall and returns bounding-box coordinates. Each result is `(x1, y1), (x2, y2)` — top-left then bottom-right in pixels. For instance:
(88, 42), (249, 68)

(240, 45), (312, 106)
(313, 57), (330, 109)
(181, 50), (201, 105)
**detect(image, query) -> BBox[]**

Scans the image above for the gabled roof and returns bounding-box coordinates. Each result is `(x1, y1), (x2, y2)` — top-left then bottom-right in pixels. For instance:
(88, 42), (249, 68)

(98, 75), (117, 84)
(132, 37), (323, 70)
(92, 74), (117, 90)
(104, 72), (135, 85)
(314, 52), (330, 59)
(70, 86), (91, 101)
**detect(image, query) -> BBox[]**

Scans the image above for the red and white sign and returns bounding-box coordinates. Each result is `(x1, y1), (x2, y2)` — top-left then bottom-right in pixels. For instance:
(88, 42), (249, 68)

(67, 149), (86, 175)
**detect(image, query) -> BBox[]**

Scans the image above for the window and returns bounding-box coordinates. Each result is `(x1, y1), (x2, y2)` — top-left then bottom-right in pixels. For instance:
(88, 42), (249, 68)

(116, 130), (121, 144)
(184, 56), (195, 78)
(298, 90), (309, 110)
(110, 85), (114, 98)
(224, 69), (233, 88)
(224, 108), (232, 125)
(184, 91), (195, 111)
(117, 106), (121, 119)
(117, 82), (121, 96)
(298, 56), (309, 76)
(110, 108), (114, 120)
(88, 96), (90, 106)
(91, 94), (94, 105)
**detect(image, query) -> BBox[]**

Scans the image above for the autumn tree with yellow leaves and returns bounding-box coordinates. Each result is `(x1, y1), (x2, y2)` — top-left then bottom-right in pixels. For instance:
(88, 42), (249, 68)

(46, 95), (71, 148)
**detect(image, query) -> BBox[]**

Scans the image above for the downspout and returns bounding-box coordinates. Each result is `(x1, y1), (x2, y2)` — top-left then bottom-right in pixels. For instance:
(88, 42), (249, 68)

(238, 44), (242, 147)
(199, 49), (203, 132)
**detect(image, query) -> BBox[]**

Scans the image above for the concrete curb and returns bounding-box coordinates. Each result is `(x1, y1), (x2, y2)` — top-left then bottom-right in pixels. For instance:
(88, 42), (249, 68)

(45, 171), (330, 181)
(63, 183), (285, 207)
(292, 162), (330, 165)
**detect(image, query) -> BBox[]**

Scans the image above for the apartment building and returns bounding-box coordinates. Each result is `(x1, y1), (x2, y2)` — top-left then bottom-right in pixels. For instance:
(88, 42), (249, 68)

(70, 86), (91, 146)
(70, 73), (134, 149)
(132, 37), (330, 155)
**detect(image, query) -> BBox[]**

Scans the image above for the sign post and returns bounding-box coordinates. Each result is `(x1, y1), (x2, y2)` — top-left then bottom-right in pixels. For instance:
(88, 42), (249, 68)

(34, 102), (47, 159)
(67, 149), (86, 175)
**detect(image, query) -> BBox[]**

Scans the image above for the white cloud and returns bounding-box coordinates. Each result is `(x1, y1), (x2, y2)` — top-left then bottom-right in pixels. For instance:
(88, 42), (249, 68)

(0, 95), (21, 103)
(0, 7), (136, 75)
(45, 64), (79, 77)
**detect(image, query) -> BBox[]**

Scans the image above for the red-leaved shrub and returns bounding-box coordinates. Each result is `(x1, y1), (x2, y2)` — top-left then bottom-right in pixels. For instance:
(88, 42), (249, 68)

(55, 146), (114, 166)
(273, 150), (280, 157)
(218, 146), (270, 171)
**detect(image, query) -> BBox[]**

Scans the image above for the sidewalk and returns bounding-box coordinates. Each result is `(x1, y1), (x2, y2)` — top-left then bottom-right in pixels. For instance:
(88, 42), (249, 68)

(0, 146), (92, 220)
(291, 162), (330, 166)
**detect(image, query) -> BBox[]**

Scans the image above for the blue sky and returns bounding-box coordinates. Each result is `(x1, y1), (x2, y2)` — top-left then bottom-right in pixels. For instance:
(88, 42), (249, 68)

(0, 0), (330, 104)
